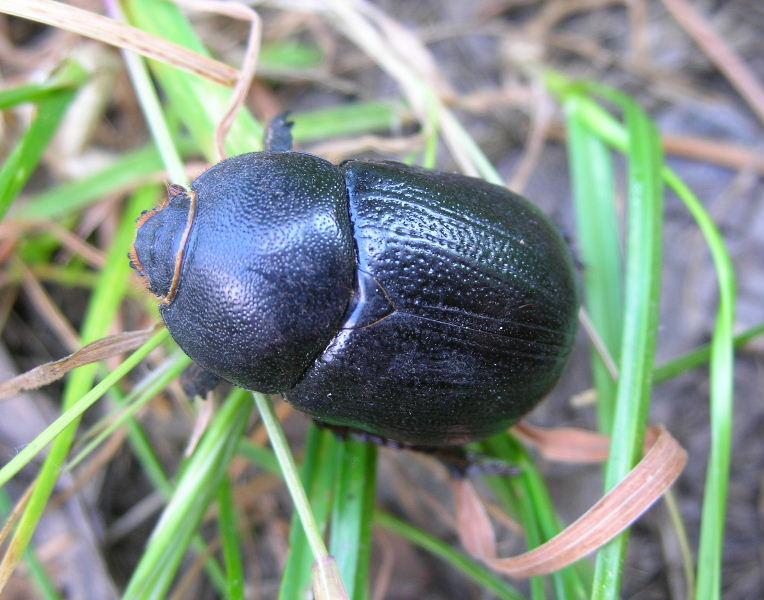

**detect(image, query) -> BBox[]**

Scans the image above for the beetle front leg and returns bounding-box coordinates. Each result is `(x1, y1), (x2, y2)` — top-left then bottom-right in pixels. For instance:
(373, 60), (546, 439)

(180, 362), (222, 399)
(265, 112), (294, 152)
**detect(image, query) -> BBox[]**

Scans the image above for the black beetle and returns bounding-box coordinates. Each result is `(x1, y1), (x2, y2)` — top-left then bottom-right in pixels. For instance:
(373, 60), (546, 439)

(130, 117), (578, 447)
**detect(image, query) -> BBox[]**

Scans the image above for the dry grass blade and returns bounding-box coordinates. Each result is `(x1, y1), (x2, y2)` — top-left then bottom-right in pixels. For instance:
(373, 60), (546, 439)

(454, 427), (687, 578)
(512, 422), (612, 464)
(312, 556), (350, 600)
(662, 0), (764, 127)
(662, 134), (764, 175)
(371, 531), (395, 600)
(0, 485), (33, 551)
(508, 83), (553, 193)
(183, 393), (215, 457)
(454, 475), (496, 560)
(528, 0), (623, 39)
(325, 0), (481, 178)
(307, 134), (424, 163)
(578, 306), (619, 379)
(0, 325), (161, 400)
(18, 260), (80, 351)
(550, 123), (764, 175)
(0, 0), (238, 86)
(512, 423), (661, 464)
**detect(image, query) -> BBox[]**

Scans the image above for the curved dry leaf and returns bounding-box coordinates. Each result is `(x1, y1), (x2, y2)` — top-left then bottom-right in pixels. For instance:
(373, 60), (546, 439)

(513, 421), (661, 464)
(454, 426), (687, 578)
(0, 325), (162, 400)
(512, 421), (612, 464)
(454, 471), (496, 560)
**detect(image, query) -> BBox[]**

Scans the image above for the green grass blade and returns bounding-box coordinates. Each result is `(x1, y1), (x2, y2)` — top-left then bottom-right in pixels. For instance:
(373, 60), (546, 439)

(124, 388), (253, 599)
(259, 39), (323, 71)
(481, 434), (589, 600)
(279, 426), (340, 600)
(654, 322), (762, 383)
(102, 366), (228, 594)
(375, 511), (525, 600)
(480, 437), (546, 600)
(550, 74), (737, 599)
(588, 92), (664, 600)
(237, 439), (280, 475)
(122, 0), (262, 159)
(565, 107), (623, 433)
(15, 145), (167, 221)
(0, 329), (167, 488)
(64, 348), (229, 595)
(0, 187), (158, 588)
(292, 101), (403, 143)
(0, 63), (86, 110)
(23, 264), (100, 289)
(0, 491), (62, 600)
(0, 83), (67, 110)
(0, 60), (86, 219)
(218, 477), (245, 600)
(663, 171), (735, 600)
(113, 13), (188, 186)
(65, 351), (191, 472)
(252, 394), (330, 560)
(329, 440), (377, 600)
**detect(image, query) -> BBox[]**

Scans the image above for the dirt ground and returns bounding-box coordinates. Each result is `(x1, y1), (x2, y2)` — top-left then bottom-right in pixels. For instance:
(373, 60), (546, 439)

(1, 1), (762, 598)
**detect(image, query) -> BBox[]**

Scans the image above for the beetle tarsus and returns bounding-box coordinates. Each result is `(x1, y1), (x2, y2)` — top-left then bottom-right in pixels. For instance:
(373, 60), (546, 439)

(265, 112), (294, 152)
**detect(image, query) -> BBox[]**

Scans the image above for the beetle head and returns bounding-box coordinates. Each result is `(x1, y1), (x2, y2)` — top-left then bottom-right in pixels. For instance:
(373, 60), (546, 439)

(130, 183), (197, 304)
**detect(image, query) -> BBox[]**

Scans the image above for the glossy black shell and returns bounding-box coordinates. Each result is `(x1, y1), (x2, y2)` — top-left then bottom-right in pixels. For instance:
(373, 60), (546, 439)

(132, 152), (578, 446)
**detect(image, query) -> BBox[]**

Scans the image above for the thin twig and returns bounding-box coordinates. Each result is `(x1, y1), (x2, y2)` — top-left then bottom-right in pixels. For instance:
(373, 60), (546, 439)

(662, 0), (764, 127)
(18, 260), (80, 351)
(174, 0), (262, 160)
(579, 307), (620, 380)
(508, 83), (553, 192)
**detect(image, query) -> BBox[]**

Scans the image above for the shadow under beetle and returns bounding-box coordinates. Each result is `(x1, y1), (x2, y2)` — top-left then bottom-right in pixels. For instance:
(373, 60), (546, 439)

(130, 116), (579, 447)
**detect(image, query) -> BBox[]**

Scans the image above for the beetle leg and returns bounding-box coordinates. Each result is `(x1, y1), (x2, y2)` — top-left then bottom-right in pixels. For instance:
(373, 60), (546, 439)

(265, 112), (294, 152)
(181, 362), (222, 399)
(560, 228), (585, 271)
(461, 453), (522, 478)
(312, 420), (520, 478)
(407, 446), (521, 479)
(312, 420), (403, 449)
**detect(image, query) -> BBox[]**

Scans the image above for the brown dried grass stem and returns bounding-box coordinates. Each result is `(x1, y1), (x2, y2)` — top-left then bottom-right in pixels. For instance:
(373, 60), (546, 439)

(0, 0), (238, 86)
(662, 0), (764, 127)
(0, 325), (161, 400)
